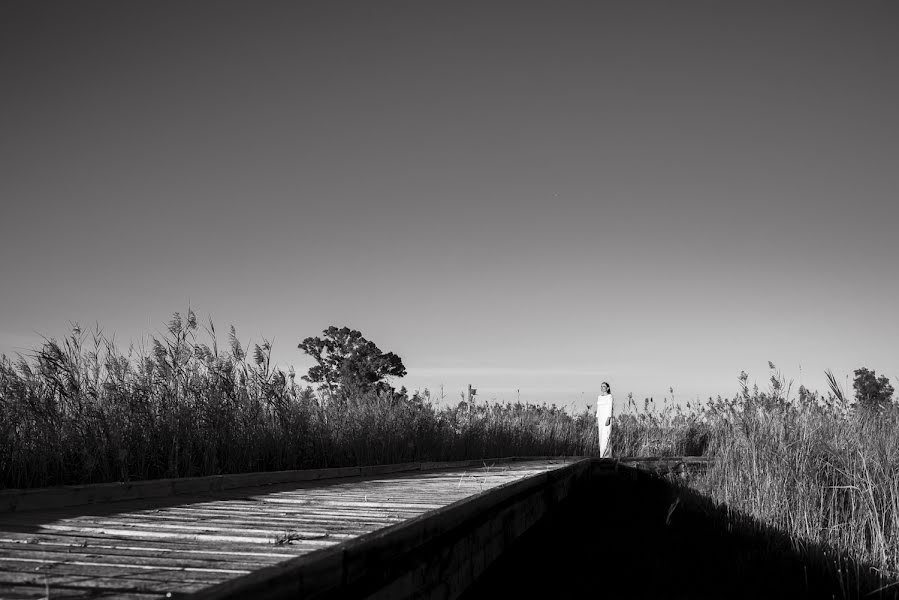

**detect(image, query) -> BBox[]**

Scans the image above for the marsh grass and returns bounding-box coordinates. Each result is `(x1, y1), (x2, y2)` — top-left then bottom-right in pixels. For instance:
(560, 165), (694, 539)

(694, 388), (899, 581)
(0, 312), (606, 488)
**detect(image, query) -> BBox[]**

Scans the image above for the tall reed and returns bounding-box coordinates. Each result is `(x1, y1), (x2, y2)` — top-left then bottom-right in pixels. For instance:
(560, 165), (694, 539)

(694, 383), (899, 579)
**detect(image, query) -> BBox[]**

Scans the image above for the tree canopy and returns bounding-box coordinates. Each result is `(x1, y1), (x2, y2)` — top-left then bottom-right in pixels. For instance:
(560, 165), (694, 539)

(298, 326), (406, 397)
(852, 367), (894, 411)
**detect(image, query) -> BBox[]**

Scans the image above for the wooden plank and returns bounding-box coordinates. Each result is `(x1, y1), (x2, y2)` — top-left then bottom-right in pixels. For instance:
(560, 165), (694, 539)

(359, 463), (420, 477)
(0, 511), (420, 535)
(0, 556), (250, 577)
(12, 525), (343, 546)
(0, 572), (223, 593)
(18, 515), (364, 537)
(15, 500), (432, 518)
(0, 541), (291, 564)
(27, 517), (368, 541)
(0, 533), (306, 557)
(0, 537), (329, 558)
(112, 508), (414, 524)
(0, 467), (367, 514)
(0, 569), (211, 593)
(3, 506), (417, 524)
(0, 547), (277, 571)
(0, 583), (161, 599)
(93, 515), (403, 534)
(28, 512), (383, 527)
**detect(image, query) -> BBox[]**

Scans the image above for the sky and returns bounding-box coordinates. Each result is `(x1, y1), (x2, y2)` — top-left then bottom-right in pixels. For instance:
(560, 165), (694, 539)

(1, 1), (898, 411)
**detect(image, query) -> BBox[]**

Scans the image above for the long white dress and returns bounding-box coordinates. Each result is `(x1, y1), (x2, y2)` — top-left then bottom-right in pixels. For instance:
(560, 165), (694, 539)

(596, 393), (614, 457)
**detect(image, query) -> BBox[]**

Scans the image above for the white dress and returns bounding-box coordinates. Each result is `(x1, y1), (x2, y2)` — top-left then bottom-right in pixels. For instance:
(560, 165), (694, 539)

(596, 393), (614, 457)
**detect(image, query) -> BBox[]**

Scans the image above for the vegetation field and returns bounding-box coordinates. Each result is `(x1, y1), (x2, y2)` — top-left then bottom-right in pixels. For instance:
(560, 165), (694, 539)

(1, 313), (897, 593)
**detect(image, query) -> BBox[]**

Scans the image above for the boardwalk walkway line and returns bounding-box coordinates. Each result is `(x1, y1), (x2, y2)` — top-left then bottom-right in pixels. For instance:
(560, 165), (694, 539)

(0, 458), (589, 599)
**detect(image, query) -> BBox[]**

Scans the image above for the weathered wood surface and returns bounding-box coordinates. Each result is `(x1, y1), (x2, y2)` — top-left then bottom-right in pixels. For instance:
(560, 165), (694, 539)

(0, 462), (460, 515)
(0, 458), (581, 599)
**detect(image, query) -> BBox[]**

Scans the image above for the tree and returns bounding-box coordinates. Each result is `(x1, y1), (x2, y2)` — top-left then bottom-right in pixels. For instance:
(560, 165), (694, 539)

(298, 326), (406, 397)
(852, 367), (894, 411)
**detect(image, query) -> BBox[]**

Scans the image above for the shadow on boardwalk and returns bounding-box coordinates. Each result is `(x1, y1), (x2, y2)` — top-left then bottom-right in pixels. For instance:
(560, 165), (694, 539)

(464, 466), (899, 600)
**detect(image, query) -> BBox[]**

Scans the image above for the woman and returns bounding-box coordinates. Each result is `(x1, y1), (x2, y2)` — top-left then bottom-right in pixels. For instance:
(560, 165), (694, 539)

(596, 382), (614, 457)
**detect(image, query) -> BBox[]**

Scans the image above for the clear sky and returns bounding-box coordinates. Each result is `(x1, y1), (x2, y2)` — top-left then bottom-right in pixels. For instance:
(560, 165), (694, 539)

(2, 1), (897, 410)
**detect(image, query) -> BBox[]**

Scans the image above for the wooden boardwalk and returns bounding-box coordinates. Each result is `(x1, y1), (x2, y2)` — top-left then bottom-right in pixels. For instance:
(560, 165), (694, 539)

(0, 458), (583, 599)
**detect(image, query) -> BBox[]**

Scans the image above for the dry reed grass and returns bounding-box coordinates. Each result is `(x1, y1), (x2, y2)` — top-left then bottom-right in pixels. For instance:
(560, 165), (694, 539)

(0, 313), (608, 488)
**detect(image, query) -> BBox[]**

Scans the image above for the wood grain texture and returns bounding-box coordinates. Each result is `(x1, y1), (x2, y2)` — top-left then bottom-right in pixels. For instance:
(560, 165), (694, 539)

(0, 458), (582, 599)
(0, 457), (565, 515)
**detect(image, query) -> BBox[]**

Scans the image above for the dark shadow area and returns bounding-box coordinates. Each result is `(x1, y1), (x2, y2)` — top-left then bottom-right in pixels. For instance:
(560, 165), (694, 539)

(463, 466), (899, 600)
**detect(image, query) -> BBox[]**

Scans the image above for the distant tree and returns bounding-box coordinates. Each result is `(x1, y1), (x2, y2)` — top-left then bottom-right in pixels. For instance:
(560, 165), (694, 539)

(852, 367), (894, 411)
(298, 326), (406, 398)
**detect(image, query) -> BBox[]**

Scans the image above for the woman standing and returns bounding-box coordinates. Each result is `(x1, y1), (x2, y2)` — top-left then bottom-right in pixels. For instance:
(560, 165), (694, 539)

(596, 382), (614, 457)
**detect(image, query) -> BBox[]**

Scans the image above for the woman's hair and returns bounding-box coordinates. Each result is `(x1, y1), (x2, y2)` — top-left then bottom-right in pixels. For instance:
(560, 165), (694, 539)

(601, 381), (611, 393)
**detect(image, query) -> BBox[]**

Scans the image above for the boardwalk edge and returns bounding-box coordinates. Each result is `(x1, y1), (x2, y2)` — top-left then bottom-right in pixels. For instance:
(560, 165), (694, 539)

(0, 456), (583, 514)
